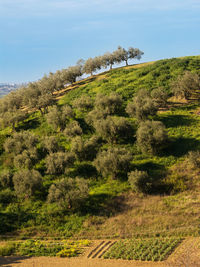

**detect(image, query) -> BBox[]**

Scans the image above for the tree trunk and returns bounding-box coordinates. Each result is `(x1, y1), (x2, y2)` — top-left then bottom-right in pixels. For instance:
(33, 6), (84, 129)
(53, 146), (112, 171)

(12, 122), (15, 132)
(39, 108), (44, 116)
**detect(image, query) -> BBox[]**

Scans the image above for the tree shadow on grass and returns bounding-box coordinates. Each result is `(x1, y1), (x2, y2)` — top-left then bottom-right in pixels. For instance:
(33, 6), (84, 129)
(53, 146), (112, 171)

(163, 137), (200, 157)
(160, 114), (196, 128)
(132, 161), (168, 195)
(16, 118), (40, 131)
(80, 192), (128, 217)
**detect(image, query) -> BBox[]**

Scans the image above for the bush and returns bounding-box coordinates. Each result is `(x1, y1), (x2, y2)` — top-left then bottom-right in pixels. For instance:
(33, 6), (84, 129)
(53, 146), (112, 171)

(72, 95), (93, 111)
(128, 169), (149, 193)
(4, 131), (38, 155)
(95, 92), (123, 115)
(48, 177), (88, 209)
(94, 147), (132, 179)
(45, 152), (75, 174)
(151, 87), (168, 108)
(14, 149), (38, 169)
(0, 169), (13, 188)
(0, 188), (16, 204)
(172, 71), (200, 100)
(13, 169), (42, 198)
(64, 121), (83, 138)
(186, 150), (200, 168)
(42, 136), (60, 153)
(93, 116), (133, 143)
(126, 89), (157, 121)
(46, 105), (74, 131)
(71, 135), (100, 161)
(136, 120), (168, 154)
(0, 242), (16, 256)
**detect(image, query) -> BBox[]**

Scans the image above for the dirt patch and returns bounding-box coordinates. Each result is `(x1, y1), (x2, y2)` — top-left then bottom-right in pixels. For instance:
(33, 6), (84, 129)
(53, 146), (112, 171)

(0, 256), (166, 267)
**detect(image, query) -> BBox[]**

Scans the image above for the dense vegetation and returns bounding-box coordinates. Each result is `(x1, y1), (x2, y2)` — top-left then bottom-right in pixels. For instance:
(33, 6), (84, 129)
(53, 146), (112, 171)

(0, 239), (91, 257)
(0, 55), (200, 239)
(103, 238), (182, 261)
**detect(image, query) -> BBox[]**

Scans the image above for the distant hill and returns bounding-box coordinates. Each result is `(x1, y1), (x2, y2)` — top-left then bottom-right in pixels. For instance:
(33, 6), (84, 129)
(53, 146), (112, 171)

(0, 83), (23, 97)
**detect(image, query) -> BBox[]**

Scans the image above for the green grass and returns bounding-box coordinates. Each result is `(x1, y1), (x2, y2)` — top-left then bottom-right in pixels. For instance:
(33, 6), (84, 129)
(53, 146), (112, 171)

(59, 56), (200, 105)
(103, 237), (182, 261)
(1, 55), (200, 239)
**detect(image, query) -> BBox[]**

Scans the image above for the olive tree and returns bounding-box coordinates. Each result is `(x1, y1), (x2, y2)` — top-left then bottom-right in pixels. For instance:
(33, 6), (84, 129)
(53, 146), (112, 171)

(172, 71), (200, 100)
(13, 169), (42, 198)
(14, 149), (38, 169)
(72, 95), (93, 111)
(83, 57), (102, 76)
(71, 135), (100, 161)
(94, 147), (132, 179)
(151, 87), (168, 108)
(0, 170), (13, 189)
(4, 131), (38, 155)
(46, 105), (74, 131)
(95, 92), (123, 115)
(61, 65), (82, 85)
(64, 121), (83, 138)
(94, 116), (133, 143)
(126, 89), (157, 121)
(45, 152), (75, 174)
(136, 120), (168, 154)
(42, 136), (61, 154)
(102, 52), (116, 70)
(48, 177), (88, 209)
(128, 169), (149, 193)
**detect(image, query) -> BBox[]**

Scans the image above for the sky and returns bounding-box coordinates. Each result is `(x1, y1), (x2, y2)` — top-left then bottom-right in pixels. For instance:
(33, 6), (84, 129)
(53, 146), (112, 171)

(0, 0), (200, 83)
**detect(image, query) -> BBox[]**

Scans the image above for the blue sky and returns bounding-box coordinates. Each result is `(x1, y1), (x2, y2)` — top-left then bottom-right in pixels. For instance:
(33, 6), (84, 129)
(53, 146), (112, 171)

(0, 0), (200, 83)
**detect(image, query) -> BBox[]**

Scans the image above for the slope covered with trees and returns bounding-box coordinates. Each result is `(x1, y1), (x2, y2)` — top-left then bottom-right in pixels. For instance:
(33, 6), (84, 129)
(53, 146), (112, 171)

(0, 54), (200, 239)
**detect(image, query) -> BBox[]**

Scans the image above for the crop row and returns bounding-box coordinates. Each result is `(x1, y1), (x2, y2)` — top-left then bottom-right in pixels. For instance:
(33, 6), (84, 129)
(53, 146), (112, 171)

(103, 237), (182, 261)
(0, 239), (91, 257)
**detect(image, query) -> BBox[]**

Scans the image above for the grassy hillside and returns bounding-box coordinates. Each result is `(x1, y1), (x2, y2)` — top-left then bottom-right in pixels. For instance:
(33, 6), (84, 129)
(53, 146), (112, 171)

(1, 55), (200, 240)
(59, 55), (200, 104)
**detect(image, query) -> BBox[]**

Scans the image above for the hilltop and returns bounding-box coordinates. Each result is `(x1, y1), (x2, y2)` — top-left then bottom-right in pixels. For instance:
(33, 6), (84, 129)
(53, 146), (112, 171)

(0, 55), (200, 241)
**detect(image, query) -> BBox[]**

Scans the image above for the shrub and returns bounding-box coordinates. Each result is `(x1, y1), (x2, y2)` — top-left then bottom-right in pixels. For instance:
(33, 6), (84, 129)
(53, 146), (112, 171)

(0, 189), (16, 204)
(46, 105), (74, 131)
(48, 177), (88, 209)
(0, 169), (13, 188)
(45, 152), (75, 174)
(94, 147), (132, 179)
(128, 169), (149, 193)
(72, 95), (93, 111)
(71, 135), (100, 161)
(42, 136), (60, 153)
(0, 242), (16, 256)
(186, 150), (200, 168)
(136, 120), (168, 154)
(13, 169), (42, 198)
(151, 87), (168, 108)
(172, 71), (200, 100)
(4, 131), (38, 155)
(126, 89), (157, 121)
(64, 121), (83, 138)
(14, 149), (38, 169)
(95, 92), (123, 115)
(94, 116), (133, 143)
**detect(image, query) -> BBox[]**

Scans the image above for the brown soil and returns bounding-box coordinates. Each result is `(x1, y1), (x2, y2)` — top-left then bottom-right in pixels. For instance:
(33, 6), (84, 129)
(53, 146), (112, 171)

(0, 256), (166, 267)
